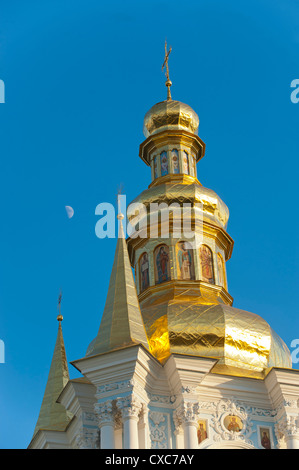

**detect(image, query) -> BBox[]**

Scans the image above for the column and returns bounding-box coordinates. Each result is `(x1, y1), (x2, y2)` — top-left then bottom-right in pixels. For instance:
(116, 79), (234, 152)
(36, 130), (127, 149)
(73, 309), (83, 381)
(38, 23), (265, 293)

(117, 396), (142, 449)
(175, 401), (199, 449)
(173, 414), (184, 449)
(94, 400), (115, 449)
(277, 416), (299, 449)
(138, 407), (148, 449)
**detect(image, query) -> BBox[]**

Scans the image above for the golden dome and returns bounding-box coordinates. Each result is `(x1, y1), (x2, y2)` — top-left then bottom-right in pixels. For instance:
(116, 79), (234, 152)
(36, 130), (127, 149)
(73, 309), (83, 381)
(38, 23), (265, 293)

(139, 285), (292, 378)
(143, 100), (200, 138)
(128, 180), (230, 231)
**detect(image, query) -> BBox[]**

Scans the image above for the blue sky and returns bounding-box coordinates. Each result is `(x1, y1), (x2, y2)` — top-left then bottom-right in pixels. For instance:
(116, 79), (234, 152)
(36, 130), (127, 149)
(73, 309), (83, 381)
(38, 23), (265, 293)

(0, 0), (298, 449)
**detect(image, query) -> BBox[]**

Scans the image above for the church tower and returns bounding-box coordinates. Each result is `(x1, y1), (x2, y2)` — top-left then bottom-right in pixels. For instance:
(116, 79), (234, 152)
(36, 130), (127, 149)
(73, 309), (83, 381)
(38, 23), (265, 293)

(29, 48), (299, 450)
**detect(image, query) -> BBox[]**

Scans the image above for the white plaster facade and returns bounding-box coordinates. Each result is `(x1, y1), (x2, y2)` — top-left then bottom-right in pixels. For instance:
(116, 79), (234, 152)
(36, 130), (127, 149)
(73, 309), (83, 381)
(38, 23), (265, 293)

(28, 345), (299, 449)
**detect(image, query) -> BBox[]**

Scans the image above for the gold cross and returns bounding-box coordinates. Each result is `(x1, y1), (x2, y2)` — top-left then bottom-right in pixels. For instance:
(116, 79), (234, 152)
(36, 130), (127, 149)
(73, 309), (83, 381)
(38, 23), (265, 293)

(57, 289), (62, 314)
(162, 40), (172, 81)
(162, 40), (172, 100)
(57, 289), (63, 322)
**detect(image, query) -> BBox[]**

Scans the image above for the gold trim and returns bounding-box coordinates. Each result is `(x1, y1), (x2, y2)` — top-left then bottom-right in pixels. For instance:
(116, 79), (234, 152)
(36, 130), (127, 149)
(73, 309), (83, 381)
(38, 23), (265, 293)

(149, 173), (201, 188)
(139, 129), (205, 165)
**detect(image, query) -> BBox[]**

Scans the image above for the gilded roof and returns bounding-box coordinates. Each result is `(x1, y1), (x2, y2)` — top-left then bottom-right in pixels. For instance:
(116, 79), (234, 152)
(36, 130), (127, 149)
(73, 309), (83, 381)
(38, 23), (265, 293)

(143, 100), (199, 138)
(32, 321), (73, 438)
(128, 181), (230, 231)
(139, 285), (292, 378)
(86, 221), (149, 357)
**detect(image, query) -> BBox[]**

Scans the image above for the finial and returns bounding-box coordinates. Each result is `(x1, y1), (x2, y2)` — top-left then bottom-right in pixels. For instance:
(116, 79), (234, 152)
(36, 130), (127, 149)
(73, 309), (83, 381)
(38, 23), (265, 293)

(162, 40), (172, 101)
(57, 289), (63, 322)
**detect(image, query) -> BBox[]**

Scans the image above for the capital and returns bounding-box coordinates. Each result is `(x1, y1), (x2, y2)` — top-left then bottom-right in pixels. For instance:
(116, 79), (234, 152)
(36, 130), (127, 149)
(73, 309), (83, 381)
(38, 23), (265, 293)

(175, 401), (200, 426)
(116, 396), (143, 421)
(276, 415), (299, 440)
(94, 400), (114, 427)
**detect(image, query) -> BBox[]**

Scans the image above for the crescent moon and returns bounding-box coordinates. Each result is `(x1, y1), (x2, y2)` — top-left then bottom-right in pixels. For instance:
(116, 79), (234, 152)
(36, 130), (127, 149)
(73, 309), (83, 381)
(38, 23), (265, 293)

(65, 205), (74, 219)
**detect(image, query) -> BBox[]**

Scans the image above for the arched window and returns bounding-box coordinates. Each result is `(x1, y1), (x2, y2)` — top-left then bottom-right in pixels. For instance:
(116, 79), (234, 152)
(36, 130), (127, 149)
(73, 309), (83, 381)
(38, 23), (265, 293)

(176, 241), (195, 280)
(139, 252), (150, 292)
(199, 245), (215, 284)
(160, 151), (168, 176)
(154, 244), (170, 284)
(183, 151), (190, 175)
(171, 149), (179, 174)
(217, 253), (226, 288)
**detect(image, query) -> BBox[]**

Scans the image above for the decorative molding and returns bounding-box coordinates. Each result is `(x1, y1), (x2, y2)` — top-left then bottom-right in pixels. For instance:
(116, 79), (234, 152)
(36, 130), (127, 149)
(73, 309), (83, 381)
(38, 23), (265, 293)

(175, 401), (200, 426)
(173, 413), (183, 435)
(276, 399), (299, 415)
(74, 428), (99, 449)
(181, 386), (199, 395)
(116, 396), (143, 420)
(195, 398), (277, 419)
(96, 379), (146, 398)
(283, 399), (299, 408)
(149, 411), (168, 449)
(249, 406), (277, 418)
(210, 399), (255, 445)
(149, 394), (176, 405)
(82, 412), (97, 423)
(275, 415), (299, 441)
(96, 380), (134, 395)
(94, 399), (114, 426)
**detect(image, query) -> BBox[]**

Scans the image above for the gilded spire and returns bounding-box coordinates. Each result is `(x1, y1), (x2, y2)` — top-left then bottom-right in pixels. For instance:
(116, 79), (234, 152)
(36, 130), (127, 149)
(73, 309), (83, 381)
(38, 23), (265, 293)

(162, 40), (172, 101)
(86, 213), (149, 356)
(32, 300), (72, 437)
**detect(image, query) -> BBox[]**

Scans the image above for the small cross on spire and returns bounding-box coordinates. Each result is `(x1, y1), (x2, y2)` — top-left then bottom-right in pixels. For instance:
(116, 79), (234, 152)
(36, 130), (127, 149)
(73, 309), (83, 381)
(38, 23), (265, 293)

(162, 40), (172, 101)
(57, 289), (63, 322)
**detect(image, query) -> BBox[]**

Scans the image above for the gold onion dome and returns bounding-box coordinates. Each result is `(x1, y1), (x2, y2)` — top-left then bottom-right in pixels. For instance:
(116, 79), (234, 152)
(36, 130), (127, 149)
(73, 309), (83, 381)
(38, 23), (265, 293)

(143, 100), (200, 138)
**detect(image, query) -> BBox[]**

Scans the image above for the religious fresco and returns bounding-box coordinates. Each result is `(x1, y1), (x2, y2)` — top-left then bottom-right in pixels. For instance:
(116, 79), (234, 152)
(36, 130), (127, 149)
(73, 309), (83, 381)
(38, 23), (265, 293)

(259, 427), (272, 449)
(171, 149), (179, 174)
(217, 253), (226, 288)
(153, 156), (158, 179)
(197, 420), (208, 445)
(199, 245), (215, 284)
(183, 151), (189, 174)
(154, 244), (170, 284)
(224, 415), (243, 433)
(176, 241), (195, 280)
(160, 151), (168, 176)
(140, 252), (150, 292)
(192, 154), (197, 177)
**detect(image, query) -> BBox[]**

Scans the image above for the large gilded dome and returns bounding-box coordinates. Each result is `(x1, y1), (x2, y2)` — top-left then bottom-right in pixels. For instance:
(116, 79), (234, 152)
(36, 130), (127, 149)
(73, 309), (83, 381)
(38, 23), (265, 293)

(143, 100), (199, 138)
(139, 285), (292, 379)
